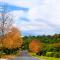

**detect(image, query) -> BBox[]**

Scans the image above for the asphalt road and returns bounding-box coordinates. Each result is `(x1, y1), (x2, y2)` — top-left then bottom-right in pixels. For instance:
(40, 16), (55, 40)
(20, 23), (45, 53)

(10, 57), (40, 60)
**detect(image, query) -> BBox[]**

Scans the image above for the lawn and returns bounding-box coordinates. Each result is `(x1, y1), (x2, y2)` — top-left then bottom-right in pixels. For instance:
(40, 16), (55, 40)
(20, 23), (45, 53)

(29, 52), (60, 60)
(34, 56), (60, 60)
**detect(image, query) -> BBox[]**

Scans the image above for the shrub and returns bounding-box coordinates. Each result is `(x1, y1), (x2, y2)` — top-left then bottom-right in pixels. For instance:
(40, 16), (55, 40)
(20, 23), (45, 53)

(36, 50), (46, 56)
(46, 52), (60, 58)
(46, 52), (54, 57)
(54, 52), (60, 58)
(3, 48), (20, 55)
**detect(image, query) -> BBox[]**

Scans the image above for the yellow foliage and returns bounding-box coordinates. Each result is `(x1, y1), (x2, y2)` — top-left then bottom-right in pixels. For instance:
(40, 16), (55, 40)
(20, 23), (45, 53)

(2, 27), (23, 49)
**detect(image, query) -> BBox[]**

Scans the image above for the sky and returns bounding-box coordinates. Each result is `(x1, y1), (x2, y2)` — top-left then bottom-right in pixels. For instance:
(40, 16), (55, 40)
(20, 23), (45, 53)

(0, 0), (60, 36)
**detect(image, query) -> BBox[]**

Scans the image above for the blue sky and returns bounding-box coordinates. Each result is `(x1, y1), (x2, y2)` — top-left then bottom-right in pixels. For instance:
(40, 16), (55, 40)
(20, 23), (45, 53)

(0, 0), (60, 36)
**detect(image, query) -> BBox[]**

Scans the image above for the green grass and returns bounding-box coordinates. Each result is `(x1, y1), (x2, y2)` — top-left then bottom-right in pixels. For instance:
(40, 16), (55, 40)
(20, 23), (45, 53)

(34, 56), (60, 60)
(29, 52), (60, 60)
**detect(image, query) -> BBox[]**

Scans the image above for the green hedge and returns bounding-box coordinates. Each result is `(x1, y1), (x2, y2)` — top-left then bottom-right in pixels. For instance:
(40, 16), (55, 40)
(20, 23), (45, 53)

(46, 52), (60, 58)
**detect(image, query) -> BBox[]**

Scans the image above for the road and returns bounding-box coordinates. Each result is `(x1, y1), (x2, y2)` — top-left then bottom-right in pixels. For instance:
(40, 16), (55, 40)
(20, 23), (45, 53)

(10, 57), (40, 60)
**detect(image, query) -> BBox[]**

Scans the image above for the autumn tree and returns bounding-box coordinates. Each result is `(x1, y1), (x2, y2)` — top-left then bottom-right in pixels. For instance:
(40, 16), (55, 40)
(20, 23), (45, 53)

(2, 27), (23, 49)
(29, 40), (43, 53)
(0, 6), (13, 49)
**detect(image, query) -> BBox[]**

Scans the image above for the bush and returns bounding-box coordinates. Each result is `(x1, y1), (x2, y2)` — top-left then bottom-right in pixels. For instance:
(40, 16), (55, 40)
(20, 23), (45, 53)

(54, 52), (60, 58)
(0, 49), (6, 55)
(3, 48), (19, 55)
(36, 50), (46, 56)
(46, 52), (60, 58)
(45, 45), (57, 52)
(46, 52), (54, 57)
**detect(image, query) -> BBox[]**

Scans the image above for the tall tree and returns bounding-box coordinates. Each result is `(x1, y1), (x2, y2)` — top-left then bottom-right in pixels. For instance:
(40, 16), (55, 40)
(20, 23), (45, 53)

(0, 5), (13, 48)
(2, 27), (23, 49)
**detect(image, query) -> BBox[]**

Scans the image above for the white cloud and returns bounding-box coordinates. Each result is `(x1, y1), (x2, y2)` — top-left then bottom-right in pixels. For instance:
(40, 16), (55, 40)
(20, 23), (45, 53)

(28, 0), (60, 26)
(14, 0), (60, 35)
(3, 0), (39, 7)
(1, 0), (60, 35)
(17, 19), (54, 32)
(12, 11), (24, 20)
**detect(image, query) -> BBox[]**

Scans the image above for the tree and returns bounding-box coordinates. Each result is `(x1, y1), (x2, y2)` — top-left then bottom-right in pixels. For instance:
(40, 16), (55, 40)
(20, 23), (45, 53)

(2, 27), (23, 49)
(52, 43), (60, 48)
(29, 40), (43, 53)
(0, 6), (13, 49)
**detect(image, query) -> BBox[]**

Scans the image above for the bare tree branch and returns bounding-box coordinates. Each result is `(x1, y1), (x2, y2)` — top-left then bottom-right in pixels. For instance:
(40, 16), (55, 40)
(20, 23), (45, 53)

(0, 5), (14, 50)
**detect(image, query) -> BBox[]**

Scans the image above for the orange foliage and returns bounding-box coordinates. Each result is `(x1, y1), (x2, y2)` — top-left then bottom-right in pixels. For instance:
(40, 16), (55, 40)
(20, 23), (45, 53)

(29, 40), (42, 53)
(2, 27), (23, 49)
